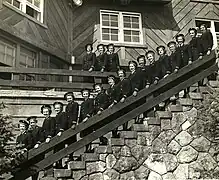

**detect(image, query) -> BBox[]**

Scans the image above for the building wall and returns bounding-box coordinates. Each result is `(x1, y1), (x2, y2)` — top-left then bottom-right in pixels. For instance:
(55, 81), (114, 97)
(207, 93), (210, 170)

(71, 0), (219, 66)
(0, 0), (71, 62)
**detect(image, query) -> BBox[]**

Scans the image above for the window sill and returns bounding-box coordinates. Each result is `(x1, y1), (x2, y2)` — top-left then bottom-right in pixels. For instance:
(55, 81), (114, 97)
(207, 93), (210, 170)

(190, 0), (219, 4)
(100, 42), (148, 49)
(3, 1), (48, 29)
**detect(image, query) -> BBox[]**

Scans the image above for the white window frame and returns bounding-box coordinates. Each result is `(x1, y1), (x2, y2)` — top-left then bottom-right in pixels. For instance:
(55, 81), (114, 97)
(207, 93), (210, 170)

(5, 0), (44, 22)
(100, 10), (144, 45)
(195, 19), (218, 50)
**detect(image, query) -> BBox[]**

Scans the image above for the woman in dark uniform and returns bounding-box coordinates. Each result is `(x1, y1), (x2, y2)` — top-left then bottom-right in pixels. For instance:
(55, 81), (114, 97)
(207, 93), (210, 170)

(95, 44), (107, 72)
(105, 43), (120, 72)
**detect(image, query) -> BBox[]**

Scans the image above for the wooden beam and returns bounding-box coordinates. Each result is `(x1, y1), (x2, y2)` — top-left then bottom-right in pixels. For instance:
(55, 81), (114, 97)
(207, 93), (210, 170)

(11, 63), (218, 179)
(190, 0), (219, 5)
(0, 0), (3, 9)
(0, 67), (117, 77)
(17, 52), (216, 161)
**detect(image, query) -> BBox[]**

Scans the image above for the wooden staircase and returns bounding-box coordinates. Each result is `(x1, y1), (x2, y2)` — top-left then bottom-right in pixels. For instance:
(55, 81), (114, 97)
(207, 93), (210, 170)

(7, 52), (218, 180)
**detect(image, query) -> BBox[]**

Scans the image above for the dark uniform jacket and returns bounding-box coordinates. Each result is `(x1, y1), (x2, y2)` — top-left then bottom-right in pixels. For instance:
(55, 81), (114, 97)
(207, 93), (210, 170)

(157, 55), (172, 78)
(79, 98), (94, 122)
(94, 91), (109, 114)
(105, 52), (120, 72)
(41, 116), (56, 140)
(200, 30), (213, 54)
(128, 70), (142, 93)
(55, 112), (68, 133)
(65, 102), (79, 125)
(188, 37), (203, 61)
(82, 53), (96, 70)
(175, 44), (191, 68)
(28, 126), (42, 148)
(148, 62), (161, 84)
(137, 66), (151, 88)
(169, 51), (180, 71)
(16, 131), (32, 150)
(106, 84), (120, 105)
(95, 53), (107, 71)
(117, 78), (132, 100)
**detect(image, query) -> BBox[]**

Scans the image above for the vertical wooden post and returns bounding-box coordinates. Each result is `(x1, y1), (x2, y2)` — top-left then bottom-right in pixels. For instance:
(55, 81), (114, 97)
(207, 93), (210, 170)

(13, 44), (20, 80)
(0, 0), (3, 9)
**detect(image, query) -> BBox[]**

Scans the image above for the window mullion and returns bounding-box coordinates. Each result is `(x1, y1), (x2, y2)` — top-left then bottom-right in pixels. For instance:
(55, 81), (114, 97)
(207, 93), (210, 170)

(119, 12), (124, 43)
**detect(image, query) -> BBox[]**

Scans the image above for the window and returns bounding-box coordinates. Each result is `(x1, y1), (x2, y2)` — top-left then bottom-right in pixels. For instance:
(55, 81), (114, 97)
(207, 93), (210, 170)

(19, 47), (37, 81)
(100, 10), (143, 44)
(195, 19), (218, 49)
(5, 0), (44, 22)
(0, 37), (16, 67)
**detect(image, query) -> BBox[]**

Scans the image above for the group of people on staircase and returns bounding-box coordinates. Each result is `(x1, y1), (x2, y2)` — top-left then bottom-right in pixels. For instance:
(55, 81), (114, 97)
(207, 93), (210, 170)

(17, 23), (214, 167)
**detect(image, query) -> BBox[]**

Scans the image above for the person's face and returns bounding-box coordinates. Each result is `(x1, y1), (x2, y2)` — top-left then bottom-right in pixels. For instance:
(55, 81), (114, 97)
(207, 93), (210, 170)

(147, 54), (155, 64)
(95, 85), (102, 94)
(66, 95), (73, 103)
(169, 44), (176, 53)
(19, 123), (26, 133)
(108, 78), (115, 86)
(189, 30), (196, 38)
(43, 108), (50, 118)
(138, 57), (145, 68)
(54, 104), (62, 114)
(108, 46), (114, 53)
(158, 48), (165, 56)
(129, 63), (136, 72)
(118, 70), (125, 80)
(200, 25), (207, 33)
(177, 36), (184, 44)
(86, 45), (92, 52)
(29, 119), (37, 129)
(82, 91), (89, 99)
(98, 46), (104, 54)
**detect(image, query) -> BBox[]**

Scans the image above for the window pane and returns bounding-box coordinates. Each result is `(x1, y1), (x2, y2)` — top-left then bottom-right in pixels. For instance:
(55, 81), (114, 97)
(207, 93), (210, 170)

(13, 0), (20, 8)
(215, 22), (219, 32)
(124, 35), (131, 42)
(110, 15), (118, 22)
(133, 36), (140, 42)
(5, 0), (12, 4)
(102, 28), (110, 34)
(6, 55), (14, 66)
(27, 0), (33, 3)
(124, 23), (131, 28)
(111, 35), (118, 41)
(111, 29), (118, 35)
(123, 16), (131, 23)
(34, 0), (40, 8)
(111, 21), (118, 27)
(124, 30), (131, 35)
(132, 17), (139, 23)
(132, 23), (139, 29)
(102, 20), (110, 26)
(132, 31), (139, 36)
(102, 34), (110, 40)
(0, 44), (5, 53)
(6, 47), (14, 57)
(102, 14), (109, 21)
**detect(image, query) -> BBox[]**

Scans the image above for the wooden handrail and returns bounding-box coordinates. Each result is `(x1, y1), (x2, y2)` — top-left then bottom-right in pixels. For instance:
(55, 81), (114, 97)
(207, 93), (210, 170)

(15, 52), (216, 162)
(0, 67), (117, 77)
(11, 62), (218, 179)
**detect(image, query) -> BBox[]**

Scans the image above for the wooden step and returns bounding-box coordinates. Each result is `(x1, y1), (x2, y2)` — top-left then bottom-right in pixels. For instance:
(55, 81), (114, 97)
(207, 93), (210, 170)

(189, 92), (203, 100)
(95, 145), (112, 154)
(68, 161), (85, 170)
(209, 80), (218, 88)
(146, 117), (161, 125)
(178, 98), (193, 106)
(84, 153), (99, 162)
(131, 124), (149, 132)
(169, 104), (183, 112)
(156, 111), (172, 119)
(53, 169), (72, 178)
(119, 131), (137, 139)
(111, 138), (125, 146)
(73, 147), (86, 157)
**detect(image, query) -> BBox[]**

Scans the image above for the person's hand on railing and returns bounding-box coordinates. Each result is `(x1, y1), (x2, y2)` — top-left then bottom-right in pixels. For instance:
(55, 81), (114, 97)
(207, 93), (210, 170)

(164, 74), (169, 78)
(83, 117), (88, 122)
(145, 84), (150, 89)
(108, 103), (114, 108)
(120, 97), (125, 103)
(45, 138), (51, 143)
(22, 148), (27, 154)
(133, 91), (138, 97)
(97, 110), (102, 115)
(207, 50), (211, 56)
(174, 69), (178, 73)
(88, 68), (93, 72)
(188, 60), (192, 65)
(71, 123), (76, 129)
(34, 143), (40, 149)
(154, 80), (158, 85)
(199, 55), (203, 60)
(57, 131), (62, 136)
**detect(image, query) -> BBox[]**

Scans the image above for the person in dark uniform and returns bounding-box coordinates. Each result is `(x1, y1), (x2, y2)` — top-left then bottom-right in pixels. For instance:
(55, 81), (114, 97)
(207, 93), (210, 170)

(82, 44), (96, 72)
(188, 28), (203, 61)
(105, 44), (120, 72)
(53, 101), (67, 168)
(106, 75), (120, 137)
(156, 45), (172, 79)
(93, 83), (109, 145)
(199, 24), (213, 56)
(79, 88), (94, 152)
(95, 44), (107, 72)
(41, 105), (56, 143)
(16, 120), (32, 151)
(128, 61), (142, 97)
(27, 116), (42, 149)
(117, 69), (132, 130)
(167, 41), (179, 73)
(175, 34), (192, 68)
(64, 92), (79, 130)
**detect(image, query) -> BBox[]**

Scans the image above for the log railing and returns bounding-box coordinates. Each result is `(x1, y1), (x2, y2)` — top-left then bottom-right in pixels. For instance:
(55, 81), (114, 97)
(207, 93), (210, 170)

(8, 52), (217, 179)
